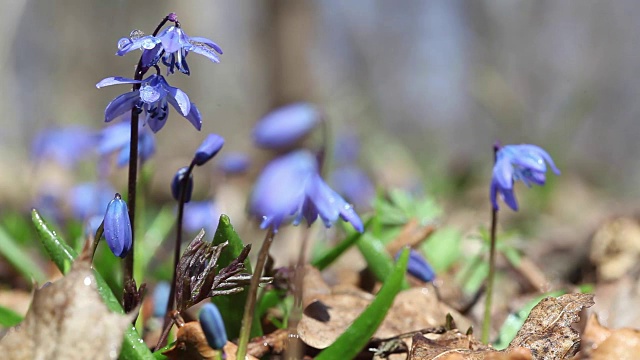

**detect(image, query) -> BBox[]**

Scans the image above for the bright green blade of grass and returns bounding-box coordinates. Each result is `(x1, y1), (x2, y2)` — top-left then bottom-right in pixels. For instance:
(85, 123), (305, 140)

(315, 248), (410, 360)
(0, 305), (23, 327)
(32, 209), (154, 359)
(312, 218), (372, 270)
(211, 214), (261, 339)
(356, 232), (410, 289)
(0, 226), (47, 283)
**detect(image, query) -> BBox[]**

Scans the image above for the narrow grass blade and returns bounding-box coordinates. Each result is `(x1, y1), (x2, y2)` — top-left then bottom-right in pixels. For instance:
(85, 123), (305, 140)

(315, 248), (410, 360)
(312, 218), (371, 270)
(0, 226), (47, 283)
(0, 305), (23, 327)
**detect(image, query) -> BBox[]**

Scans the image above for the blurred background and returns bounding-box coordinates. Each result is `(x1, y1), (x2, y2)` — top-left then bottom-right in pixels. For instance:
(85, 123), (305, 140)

(2, 0), (640, 205)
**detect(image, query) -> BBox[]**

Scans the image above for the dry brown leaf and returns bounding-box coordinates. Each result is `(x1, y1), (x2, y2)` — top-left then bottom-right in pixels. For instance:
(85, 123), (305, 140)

(589, 217), (640, 281)
(507, 293), (595, 359)
(0, 260), (134, 360)
(298, 286), (471, 349)
(163, 322), (218, 360)
(581, 314), (640, 360)
(246, 328), (288, 357)
(409, 332), (534, 360)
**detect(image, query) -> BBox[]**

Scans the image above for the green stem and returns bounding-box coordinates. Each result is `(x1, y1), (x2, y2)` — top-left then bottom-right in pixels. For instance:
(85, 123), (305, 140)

(482, 206), (498, 343)
(236, 227), (275, 359)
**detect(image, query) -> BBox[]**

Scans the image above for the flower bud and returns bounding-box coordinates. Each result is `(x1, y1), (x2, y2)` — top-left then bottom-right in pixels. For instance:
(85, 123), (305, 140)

(217, 152), (250, 175)
(199, 303), (227, 350)
(193, 134), (225, 166)
(171, 167), (193, 203)
(103, 193), (132, 258)
(253, 103), (320, 149)
(396, 249), (435, 282)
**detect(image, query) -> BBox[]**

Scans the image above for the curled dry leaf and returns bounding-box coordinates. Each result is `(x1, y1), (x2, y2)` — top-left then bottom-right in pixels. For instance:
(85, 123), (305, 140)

(581, 314), (640, 360)
(0, 260), (135, 360)
(507, 293), (595, 359)
(408, 331), (535, 360)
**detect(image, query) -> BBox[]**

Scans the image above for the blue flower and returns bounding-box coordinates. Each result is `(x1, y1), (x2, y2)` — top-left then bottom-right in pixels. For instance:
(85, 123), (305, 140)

(396, 249), (435, 283)
(183, 200), (220, 235)
(69, 182), (116, 220)
(116, 26), (223, 75)
(31, 126), (96, 168)
(152, 282), (171, 318)
(490, 144), (560, 211)
(199, 303), (227, 350)
(330, 166), (375, 210)
(96, 74), (201, 133)
(217, 152), (251, 175)
(103, 193), (132, 258)
(171, 167), (194, 203)
(97, 120), (156, 168)
(194, 134), (225, 166)
(249, 150), (363, 232)
(253, 103), (321, 149)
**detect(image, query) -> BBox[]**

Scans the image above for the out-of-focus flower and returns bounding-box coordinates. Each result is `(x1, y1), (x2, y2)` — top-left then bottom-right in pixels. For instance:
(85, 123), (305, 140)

(31, 126), (96, 168)
(194, 134), (225, 166)
(171, 167), (193, 203)
(69, 182), (116, 220)
(217, 152), (251, 175)
(116, 26), (223, 75)
(183, 200), (220, 235)
(490, 144), (560, 211)
(396, 249), (435, 283)
(96, 74), (201, 132)
(249, 150), (363, 232)
(85, 215), (104, 239)
(97, 120), (156, 168)
(103, 193), (132, 258)
(330, 166), (375, 210)
(199, 303), (227, 350)
(152, 282), (171, 318)
(253, 103), (321, 149)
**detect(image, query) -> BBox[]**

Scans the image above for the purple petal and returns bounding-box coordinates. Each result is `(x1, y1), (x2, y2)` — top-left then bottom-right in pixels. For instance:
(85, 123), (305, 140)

(500, 186), (519, 211)
(492, 157), (514, 190)
(146, 109), (168, 133)
(253, 103), (321, 149)
(519, 144), (561, 175)
(194, 134), (225, 166)
(104, 91), (140, 122)
(116, 35), (160, 56)
(188, 44), (222, 63)
(96, 76), (142, 88)
(184, 102), (202, 131)
(189, 37), (223, 54)
(166, 86), (191, 116)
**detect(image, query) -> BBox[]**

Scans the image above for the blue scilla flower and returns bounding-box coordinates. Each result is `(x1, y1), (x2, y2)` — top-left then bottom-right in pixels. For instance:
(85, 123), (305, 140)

(199, 303), (227, 350)
(31, 126), (96, 168)
(253, 103), (321, 149)
(249, 150), (363, 232)
(491, 144), (560, 211)
(330, 166), (375, 211)
(171, 167), (194, 203)
(194, 134), (225, 166)
(116, 25), (223, 75)
(152, 281), (171, 318)
(96, 74), (201, 133)
(217, 152), (250, 175)
(69, 182), (116, 220)
(98, 120), (156, 167)
(183, 200), (220, 235)
(396, 249), (435, 283)
(103, 193), (132, 258)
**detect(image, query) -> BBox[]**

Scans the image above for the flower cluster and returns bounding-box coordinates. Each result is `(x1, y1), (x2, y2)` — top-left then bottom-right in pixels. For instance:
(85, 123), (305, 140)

(490, 144), (560, 211)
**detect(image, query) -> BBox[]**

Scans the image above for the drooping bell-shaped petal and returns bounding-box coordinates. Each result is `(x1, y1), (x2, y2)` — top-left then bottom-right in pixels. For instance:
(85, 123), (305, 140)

(199, 303), (228, 350)
(490, 143), (560, 211)
(98, 120), (156, 168)
(194, 134), (225, 166)
(217, 152), (250, 175)
(103, 193), (132, 258)
(171, 167), (194, 203)
(249, 150), (363, 232)
(97, 74), (200, 133)
(396, 249), (435, 283)
(253, 103), (321, 149)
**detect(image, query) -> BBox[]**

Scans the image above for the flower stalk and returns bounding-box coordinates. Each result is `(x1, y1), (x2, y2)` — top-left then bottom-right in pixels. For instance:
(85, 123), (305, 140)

(236, 226), (275, 359)
(482, 143), (500, 343)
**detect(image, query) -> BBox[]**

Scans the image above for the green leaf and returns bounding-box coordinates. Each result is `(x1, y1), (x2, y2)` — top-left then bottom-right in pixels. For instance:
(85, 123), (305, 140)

(421, 227), (461, 273)
(356, 233), (395, 282)
(32, 209), (154, 359)
(0, 226), (47, 283)
(0, 305), (23, 327)
(135, 206), (175, 282)
(211, 214), (261, 339)
(312, 219), (371, 270)
(315, 248), (410, 360)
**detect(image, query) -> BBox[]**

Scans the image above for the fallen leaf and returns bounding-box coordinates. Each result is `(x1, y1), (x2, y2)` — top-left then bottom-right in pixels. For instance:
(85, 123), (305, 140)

(409, 331), (533, 360)
(246, 329), (288, 357)
(589, 217), (640, 281)
(507, 293), (594, 359)
(162, 321), (218, 360)
(581, 314), (640, 360)
(298, 286), (471, 349)
(0, 259), (134, 360)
